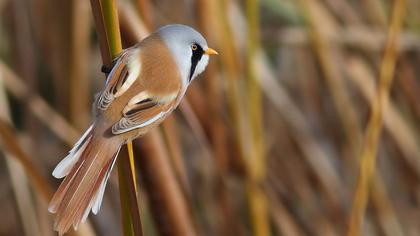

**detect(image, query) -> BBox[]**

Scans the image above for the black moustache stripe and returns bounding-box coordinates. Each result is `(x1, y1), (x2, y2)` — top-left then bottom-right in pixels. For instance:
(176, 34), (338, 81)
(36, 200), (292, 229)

(189, 44), (204, 81)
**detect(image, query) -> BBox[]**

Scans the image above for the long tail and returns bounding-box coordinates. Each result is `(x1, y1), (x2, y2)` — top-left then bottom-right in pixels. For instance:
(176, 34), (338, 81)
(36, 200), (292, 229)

(48, 124), (122, 235)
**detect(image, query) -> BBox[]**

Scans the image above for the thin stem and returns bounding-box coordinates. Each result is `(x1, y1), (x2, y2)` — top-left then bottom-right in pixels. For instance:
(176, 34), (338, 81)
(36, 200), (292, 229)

(100, 0), (122, 59)
(246, 0), (270, 235)
(118, 146), (143, 236)
(117, 161), (135, 236)
(89, 0), (142, 235)
(127, 141), (137, 191)
(347, 0), (406, 235)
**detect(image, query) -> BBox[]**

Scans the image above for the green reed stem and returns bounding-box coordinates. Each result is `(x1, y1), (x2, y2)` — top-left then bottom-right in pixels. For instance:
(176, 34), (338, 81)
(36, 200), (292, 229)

(90, 0), (142, 235)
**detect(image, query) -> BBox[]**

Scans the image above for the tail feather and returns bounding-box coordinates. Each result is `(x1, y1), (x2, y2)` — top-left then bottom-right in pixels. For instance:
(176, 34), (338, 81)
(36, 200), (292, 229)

(72, 156), (114, 231)
(48, 157), (86, 214)
(48, 125), (121, 235)
(92, 145), (121, 215)
(52, 125), (93, 179)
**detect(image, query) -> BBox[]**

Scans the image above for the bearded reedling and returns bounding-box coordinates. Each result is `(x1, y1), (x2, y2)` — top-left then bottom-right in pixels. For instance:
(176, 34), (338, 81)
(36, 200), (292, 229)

(48, 24), (218, 235)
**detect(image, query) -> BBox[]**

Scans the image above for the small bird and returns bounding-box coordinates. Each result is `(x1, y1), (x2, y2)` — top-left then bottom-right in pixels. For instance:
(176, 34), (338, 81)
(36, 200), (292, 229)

(48, 24), (218, 235)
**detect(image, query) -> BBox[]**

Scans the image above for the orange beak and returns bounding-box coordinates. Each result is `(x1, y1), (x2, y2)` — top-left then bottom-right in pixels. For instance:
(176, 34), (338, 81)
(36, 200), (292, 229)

(205, 47), (218, 55)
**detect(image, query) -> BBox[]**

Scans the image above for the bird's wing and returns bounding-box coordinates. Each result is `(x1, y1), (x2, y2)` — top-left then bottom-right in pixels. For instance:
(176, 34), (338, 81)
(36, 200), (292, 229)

(111, 91), (179, 134)
(96, 49), (141, 110)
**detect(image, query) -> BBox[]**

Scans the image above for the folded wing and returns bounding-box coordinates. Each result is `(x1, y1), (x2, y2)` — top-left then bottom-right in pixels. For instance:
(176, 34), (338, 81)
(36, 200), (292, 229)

(112, 92), (178, 134)
(96, 49), (141, 110)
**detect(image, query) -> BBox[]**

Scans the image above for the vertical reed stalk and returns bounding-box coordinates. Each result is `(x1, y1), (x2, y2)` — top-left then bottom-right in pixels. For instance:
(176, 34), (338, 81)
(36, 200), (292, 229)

(214, 0), (247, 174)
(69, 0), (90, 129)
(196, 0), (229, 170)
(118, 147), (143, 236)
(127, 141), (137, 191)
(347, 0), (406, 235)
(89, 0), (142, 235)
(245, 0), (269, 235)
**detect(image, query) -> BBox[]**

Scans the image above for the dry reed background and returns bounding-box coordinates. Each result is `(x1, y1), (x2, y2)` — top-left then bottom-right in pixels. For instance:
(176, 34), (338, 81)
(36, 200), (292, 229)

(0, 0), (419, 235)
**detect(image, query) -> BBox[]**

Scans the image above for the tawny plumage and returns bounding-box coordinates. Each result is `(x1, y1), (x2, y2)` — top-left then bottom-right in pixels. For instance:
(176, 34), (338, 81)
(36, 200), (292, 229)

(48, 24), (217, 235)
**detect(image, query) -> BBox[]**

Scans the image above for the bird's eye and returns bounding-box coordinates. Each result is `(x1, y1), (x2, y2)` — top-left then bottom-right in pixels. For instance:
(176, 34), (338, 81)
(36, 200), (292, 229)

(191, 44), (198, 51)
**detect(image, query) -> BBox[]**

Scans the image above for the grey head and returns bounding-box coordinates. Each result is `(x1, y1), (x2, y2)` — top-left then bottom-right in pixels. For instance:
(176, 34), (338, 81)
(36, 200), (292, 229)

(157, 24), (216, 85)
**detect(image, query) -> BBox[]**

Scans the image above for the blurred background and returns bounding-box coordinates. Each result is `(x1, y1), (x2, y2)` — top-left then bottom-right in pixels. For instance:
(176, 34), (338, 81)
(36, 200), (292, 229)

(0, 0), (419, 235)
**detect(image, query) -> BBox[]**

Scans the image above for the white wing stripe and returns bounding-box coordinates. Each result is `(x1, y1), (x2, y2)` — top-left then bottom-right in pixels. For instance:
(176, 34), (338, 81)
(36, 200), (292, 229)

(111, 111), (168, 134)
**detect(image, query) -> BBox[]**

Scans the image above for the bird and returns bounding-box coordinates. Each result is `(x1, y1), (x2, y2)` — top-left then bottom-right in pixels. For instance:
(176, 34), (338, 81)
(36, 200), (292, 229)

(48, 24), (218, 235)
